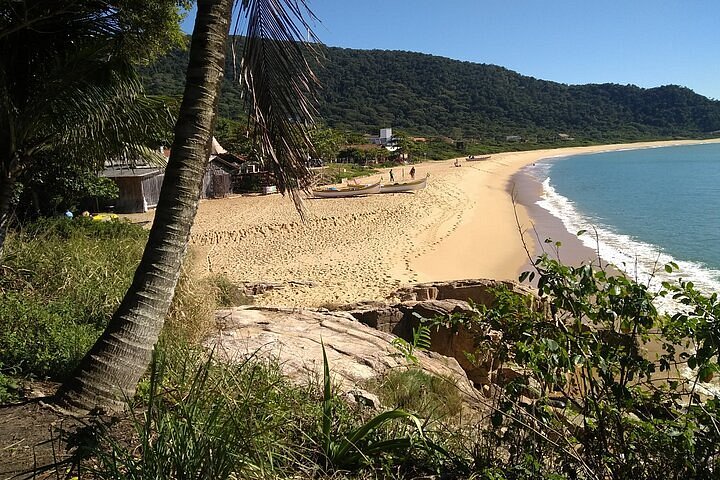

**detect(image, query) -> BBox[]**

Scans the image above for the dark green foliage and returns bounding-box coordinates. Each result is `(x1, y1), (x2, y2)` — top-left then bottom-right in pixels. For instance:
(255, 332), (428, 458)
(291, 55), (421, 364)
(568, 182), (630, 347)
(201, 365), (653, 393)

(0, 368), (20, 403)
(143, 40), (720, 143)
(462, 256), (720, 478)
(0, 293), (100, 379)
(0, 218), (147, 378)
(16, 159), (119, 219)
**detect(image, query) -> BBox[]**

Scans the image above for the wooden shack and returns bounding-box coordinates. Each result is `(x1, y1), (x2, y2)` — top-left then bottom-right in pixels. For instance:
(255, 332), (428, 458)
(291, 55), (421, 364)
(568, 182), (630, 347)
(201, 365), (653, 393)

(102, 166), (164, 213)
(201, 155), (244, 199)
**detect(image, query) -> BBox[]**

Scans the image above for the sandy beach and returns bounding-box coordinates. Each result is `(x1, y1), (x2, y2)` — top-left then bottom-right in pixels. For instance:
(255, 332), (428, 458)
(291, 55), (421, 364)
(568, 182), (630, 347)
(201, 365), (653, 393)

(136, 139), (720, 307)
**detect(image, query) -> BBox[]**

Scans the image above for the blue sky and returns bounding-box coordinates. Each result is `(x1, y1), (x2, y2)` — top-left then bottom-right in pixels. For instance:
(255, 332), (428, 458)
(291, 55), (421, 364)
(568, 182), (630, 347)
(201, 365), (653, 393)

(181, 1), (720, 100)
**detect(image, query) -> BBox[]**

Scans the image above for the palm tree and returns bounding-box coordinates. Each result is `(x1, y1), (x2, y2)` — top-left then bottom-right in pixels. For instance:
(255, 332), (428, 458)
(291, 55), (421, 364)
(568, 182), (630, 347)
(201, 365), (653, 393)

(56, 0), (319, 412)
(0, 0), (178, 255)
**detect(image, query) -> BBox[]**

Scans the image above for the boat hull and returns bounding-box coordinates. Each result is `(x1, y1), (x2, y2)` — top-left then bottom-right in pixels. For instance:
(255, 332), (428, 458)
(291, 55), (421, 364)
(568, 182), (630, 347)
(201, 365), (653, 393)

(312, 182), (381, 198)
(379, 176), (428, 193)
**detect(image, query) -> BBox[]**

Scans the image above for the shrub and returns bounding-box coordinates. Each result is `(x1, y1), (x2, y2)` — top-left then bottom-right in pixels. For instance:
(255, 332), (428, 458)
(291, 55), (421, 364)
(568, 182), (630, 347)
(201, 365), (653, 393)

(0, 293), (100, 378)
(0, 218), (147, 378)
(204, 273), (253, 308)
(460, 255), (720, 478)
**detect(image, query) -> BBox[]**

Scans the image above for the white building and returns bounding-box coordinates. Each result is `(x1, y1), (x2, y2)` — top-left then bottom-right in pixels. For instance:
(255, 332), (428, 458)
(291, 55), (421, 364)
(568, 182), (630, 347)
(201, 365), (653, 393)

(370, 127), (395, 146)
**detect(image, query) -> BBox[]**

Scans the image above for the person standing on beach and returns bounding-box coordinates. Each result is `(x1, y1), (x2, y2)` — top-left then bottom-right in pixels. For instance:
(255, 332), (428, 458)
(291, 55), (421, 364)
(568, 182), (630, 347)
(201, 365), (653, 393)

(410, 166), (416, 179)
(389, 169), (395, 182)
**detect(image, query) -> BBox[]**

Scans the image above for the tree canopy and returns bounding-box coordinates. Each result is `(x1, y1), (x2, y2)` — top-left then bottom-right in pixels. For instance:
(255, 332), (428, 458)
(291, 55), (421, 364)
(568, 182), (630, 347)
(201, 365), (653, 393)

(142, 41), (720, 143)
(0, 0), (183, 244)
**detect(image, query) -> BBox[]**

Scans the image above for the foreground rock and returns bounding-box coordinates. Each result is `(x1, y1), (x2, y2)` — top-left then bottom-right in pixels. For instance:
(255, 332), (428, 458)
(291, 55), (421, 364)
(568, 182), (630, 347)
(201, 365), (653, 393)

(208, 279), (545, 413)
(343, 279), (539, 387)
(209, 306), (480, 406)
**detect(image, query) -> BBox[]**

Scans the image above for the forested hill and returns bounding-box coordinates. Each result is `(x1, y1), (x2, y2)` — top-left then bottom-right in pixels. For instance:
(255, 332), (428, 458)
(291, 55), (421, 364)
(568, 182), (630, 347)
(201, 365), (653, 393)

(142, 43), (720, 142)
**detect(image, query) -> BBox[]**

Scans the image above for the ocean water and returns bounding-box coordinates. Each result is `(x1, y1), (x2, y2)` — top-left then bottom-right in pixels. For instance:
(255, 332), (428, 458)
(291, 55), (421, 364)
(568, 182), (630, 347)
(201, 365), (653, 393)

(526, 143), (720, 311)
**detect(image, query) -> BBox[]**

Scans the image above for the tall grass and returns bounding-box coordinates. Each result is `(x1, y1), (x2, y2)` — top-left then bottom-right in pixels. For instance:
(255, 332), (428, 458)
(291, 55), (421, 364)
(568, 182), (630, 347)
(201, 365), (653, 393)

(93, 348), (324, 479)
(0, 218), (147, 378)
(89, 343), (450, 479)
(0, 217), (240, 381)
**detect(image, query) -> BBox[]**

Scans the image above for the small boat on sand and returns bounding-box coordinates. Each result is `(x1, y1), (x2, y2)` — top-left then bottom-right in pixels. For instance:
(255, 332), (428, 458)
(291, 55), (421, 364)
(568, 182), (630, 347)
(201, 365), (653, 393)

(379, 174), (429, 193)
(312, 182), (381, 198)
(466, 155), (491, 161)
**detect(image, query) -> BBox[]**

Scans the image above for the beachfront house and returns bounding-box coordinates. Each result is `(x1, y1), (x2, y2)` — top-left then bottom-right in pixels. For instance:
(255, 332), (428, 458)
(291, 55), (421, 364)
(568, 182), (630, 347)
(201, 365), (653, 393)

(506, 135), (522, 142)
(201, 157), (236, 199)
(103, 138), (257, 212)
(369, 128), (398, 150)
(101, 165), (164, 213)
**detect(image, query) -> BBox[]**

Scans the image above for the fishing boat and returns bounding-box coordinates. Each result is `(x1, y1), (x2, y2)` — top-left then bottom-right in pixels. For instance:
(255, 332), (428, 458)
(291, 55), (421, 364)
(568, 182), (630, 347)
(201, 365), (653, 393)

(379, 174), (429, 193)
(312, 181), (381, 198)
(466, 155), (491, 161)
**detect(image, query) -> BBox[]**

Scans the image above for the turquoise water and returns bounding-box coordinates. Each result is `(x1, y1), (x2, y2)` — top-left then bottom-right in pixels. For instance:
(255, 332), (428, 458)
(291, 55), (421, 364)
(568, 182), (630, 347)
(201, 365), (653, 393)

(528, 143), (720, 305)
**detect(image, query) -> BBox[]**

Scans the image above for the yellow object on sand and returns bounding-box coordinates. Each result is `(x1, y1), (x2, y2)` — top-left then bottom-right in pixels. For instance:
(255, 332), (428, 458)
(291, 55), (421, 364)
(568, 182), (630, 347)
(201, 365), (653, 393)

(92, 213), (119, 221)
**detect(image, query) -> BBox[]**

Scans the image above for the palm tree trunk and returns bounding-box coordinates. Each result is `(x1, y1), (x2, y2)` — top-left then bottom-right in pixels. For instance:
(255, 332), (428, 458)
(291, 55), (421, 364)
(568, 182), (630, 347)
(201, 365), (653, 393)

(0, 173), (15, 257)
(55, 0), (233, 413)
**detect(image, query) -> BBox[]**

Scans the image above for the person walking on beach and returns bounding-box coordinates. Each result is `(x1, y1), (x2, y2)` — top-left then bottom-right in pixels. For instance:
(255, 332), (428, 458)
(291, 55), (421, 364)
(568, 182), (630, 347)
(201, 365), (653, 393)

(389, 169), (395, 182)
(410, 166), (416, 180)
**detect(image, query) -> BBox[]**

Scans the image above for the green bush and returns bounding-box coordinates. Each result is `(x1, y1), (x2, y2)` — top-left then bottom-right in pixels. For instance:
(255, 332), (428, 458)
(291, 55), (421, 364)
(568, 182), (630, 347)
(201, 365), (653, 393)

(0, 217), (234, 382)
(0, 366), (20, 403)
(459, 255), (720, 479)
(0, 217), (147, 378)
(0, 293), (100, 378)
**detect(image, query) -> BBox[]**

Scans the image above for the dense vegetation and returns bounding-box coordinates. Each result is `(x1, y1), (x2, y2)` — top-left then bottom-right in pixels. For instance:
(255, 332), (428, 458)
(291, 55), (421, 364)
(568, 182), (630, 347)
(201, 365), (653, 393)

(5, 218), (720, 478)
(0, 218), (238, 398)
(0, 219), (147, 384)
(142, 40), (720, 143)
(0, 0), (180, 252)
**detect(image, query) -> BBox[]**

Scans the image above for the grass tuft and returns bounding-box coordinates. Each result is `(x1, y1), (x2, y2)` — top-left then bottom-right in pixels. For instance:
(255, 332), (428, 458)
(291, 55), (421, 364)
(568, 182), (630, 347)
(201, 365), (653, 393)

(368, 368), (464, 421)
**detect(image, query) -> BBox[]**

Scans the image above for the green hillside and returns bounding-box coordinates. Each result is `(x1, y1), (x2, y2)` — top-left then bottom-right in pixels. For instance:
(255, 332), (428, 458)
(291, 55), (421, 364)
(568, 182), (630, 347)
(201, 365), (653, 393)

(142, 41), (720, 142)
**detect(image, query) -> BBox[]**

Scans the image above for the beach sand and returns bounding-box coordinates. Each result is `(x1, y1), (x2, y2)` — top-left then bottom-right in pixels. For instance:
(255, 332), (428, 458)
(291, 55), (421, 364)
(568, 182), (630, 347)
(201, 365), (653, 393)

(129, 139), (720, 307)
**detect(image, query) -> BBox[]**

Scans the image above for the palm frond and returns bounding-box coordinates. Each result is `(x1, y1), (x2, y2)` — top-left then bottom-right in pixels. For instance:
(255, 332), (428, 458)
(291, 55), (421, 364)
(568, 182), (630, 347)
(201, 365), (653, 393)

(1, 0), (176, 176)
(14, 43), (173, 170)
(234, 0), (322, 212)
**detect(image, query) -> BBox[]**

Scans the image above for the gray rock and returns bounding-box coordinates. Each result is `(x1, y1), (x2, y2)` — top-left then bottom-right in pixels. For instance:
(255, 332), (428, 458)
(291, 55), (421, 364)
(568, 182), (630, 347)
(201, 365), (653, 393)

(207, 306), (479, 405)
(345, 388), (382, 410)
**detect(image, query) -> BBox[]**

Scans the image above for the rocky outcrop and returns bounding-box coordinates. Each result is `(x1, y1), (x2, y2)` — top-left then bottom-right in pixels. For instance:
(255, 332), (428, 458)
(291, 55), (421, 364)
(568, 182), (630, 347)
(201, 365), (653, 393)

(342, 279), (541, 387)
(391, 278), (533, 304)
(209, 306), (481, 406)
(207, 279), (543, 412)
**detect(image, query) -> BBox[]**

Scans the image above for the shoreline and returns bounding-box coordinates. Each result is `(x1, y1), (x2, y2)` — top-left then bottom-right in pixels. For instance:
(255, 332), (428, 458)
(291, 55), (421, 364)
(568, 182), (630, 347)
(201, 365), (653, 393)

(130, 138), (720, 308)
(412, 139), (720, 287)
(510, 138), (720, 282)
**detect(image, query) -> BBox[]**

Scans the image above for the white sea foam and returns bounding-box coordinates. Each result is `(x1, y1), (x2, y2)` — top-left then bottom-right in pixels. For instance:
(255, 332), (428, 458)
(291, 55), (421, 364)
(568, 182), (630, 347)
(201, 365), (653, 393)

(525, 156), (720, 395)
(532, 167), (720, 315)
